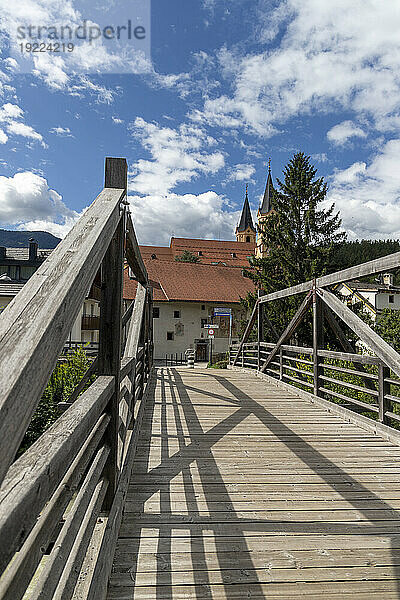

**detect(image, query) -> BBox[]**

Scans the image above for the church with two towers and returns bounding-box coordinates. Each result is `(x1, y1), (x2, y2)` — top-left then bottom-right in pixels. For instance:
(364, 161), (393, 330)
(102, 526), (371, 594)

(235, 163), (274, 259)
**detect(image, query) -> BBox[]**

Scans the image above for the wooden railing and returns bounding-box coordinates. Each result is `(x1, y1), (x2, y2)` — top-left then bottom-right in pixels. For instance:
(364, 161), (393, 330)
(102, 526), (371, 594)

(231, 258), (400, 429)
(0, 158), (153, 600)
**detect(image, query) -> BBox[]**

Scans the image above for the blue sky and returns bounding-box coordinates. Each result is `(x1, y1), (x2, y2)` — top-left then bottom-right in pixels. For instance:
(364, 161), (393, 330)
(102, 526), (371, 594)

(0, 0), (400, 245)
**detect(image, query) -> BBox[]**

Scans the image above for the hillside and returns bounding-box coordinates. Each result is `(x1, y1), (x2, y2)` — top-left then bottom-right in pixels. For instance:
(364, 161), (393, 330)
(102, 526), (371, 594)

(0, 230), (61, 249)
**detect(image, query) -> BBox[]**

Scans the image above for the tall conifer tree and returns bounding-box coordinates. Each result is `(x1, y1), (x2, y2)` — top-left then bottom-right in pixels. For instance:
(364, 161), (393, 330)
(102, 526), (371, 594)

(243, 153), (346, 342)
(246, 152), (345, 292)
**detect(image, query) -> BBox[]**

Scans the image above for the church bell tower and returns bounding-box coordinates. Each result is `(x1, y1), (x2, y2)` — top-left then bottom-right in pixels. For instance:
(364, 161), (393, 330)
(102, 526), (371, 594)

(256, 159), (274, 258)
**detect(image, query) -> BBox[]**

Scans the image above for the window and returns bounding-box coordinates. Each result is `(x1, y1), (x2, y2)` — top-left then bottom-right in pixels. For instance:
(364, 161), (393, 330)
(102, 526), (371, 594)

(198, 251), (203, 256)
(128, 267), (134, 279)
(153, 307), (160, 318)
(201, 304), (206, 310)
(246, 236), (250, 243)
(389, 295), (395, 304)
(174, 310), (180, 318)
(231, 252), (237, 258)
(167, 331), (174, 341)
(151, 253), (157, 259)
(8, 265), (20, 280)
(201, 318), (208, 327)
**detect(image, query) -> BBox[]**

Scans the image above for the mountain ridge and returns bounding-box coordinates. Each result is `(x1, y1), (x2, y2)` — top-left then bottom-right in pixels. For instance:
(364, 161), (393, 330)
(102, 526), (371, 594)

(0, 229), (61, 249)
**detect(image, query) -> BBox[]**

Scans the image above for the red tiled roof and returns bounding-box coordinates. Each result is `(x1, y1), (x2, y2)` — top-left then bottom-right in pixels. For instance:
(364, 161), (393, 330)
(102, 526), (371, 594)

(124, 259), (255, 303)
(138, 237), (255, 268)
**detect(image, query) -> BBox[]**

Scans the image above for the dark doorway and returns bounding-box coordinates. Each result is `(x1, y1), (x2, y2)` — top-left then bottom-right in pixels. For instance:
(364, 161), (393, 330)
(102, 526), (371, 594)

(195, 342), (208, 362)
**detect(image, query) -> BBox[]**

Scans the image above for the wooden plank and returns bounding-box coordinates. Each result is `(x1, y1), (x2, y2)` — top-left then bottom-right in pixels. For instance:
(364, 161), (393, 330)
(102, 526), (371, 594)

(29, 446), (109, 600)
(106, 368), (400, 599)
(0, 376), (114, 575)
(104, 157), (127, 190)
(0, 185), (124, 486)
(87, 374), (156, 600)
(124, 284), (146, 359)
(0, 414), (110, 600)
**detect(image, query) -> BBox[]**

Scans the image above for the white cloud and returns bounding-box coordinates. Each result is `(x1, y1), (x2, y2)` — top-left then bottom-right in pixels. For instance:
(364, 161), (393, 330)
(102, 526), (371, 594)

(0, 171), (81, 237)
(49, 126), (73, 137)
(129, 191), (240, 246)
(192, 1), (400, 136)
(327, 121), (366, 146)
(228, 163), (255, 181)
(326, 139), (400, 239)
(127, 117), (242, 245)
(0, 129), (8, 144)
(129, 117), (225, 196)
(112, 117), (123, 125)
(0, 102), (44, 146)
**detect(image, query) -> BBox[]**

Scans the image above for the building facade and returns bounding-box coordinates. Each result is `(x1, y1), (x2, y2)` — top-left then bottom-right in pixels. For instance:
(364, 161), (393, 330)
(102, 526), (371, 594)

(124, 236), (256, 362)
(335, 274), (400, 321)
(0, 239), (101, 345)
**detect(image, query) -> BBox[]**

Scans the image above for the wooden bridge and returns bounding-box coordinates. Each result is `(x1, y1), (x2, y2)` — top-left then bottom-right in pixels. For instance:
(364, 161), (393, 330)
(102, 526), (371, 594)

(2, 159), (400, 599)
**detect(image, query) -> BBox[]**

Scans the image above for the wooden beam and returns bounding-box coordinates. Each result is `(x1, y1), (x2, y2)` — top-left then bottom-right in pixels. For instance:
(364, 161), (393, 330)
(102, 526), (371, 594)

(124, 284), (146, 360)
(0, 377), (114, 575)
(260, 292), (313, 374)
(126, 214), (148, 286)
(318, 288), (400, 380)
(0, 186), (124, 487)
(104, 157), (127, 190)
(232, 300), (259, 366)
(259, 251), (400, 304)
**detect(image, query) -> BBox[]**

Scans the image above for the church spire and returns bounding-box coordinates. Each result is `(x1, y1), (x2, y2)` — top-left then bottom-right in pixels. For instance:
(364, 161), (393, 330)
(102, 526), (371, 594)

(236, 185), (255, 233)
(236, 185), (256, 244)
(259, 157), (273, 215)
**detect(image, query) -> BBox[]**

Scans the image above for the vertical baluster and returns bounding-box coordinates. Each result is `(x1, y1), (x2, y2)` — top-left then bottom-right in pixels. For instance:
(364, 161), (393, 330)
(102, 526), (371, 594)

(312, 280), (323, 397)
(378, 363), (390, 424)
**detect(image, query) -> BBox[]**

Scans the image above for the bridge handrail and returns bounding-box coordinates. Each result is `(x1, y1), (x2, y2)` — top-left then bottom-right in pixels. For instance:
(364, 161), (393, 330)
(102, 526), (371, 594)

(232, 252), (400, 429)
(0, 158), (153, 600)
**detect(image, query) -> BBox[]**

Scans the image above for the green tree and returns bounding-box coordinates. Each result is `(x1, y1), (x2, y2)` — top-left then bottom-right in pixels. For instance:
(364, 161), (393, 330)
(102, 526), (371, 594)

(244, 152), (346, 343)
(375, 309), (400, 353)
(18, 348), (94, 455)
(174, 250), (200, 263)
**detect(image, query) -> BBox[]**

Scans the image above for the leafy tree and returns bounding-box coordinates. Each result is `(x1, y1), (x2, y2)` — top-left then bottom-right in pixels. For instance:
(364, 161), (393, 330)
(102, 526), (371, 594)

(18, 348), (95, 456)
(375, 309), (400, 353)
(174, 250), (200, 263)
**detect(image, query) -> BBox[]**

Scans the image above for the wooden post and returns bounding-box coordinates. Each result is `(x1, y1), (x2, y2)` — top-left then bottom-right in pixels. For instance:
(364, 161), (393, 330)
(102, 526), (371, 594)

(312, 280), (322, 397)
(279, 348), (283, 380)
(98, 157), (127, 510)
(378, 363), (390, 424)
(257, 289), (264, 371)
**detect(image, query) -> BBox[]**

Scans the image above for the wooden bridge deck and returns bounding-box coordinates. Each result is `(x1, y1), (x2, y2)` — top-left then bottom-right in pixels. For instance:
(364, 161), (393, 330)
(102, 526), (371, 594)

(107, 367), (400, 599)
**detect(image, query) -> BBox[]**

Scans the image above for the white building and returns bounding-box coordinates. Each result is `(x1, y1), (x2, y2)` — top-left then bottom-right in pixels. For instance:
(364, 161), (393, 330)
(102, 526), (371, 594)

(124, 236), (256, 362)
(335, 273), (400, 321)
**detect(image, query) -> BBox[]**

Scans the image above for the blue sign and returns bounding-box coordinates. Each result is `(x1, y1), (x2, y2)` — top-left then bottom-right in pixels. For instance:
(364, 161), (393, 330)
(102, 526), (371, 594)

(214, 307), (232, 316)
